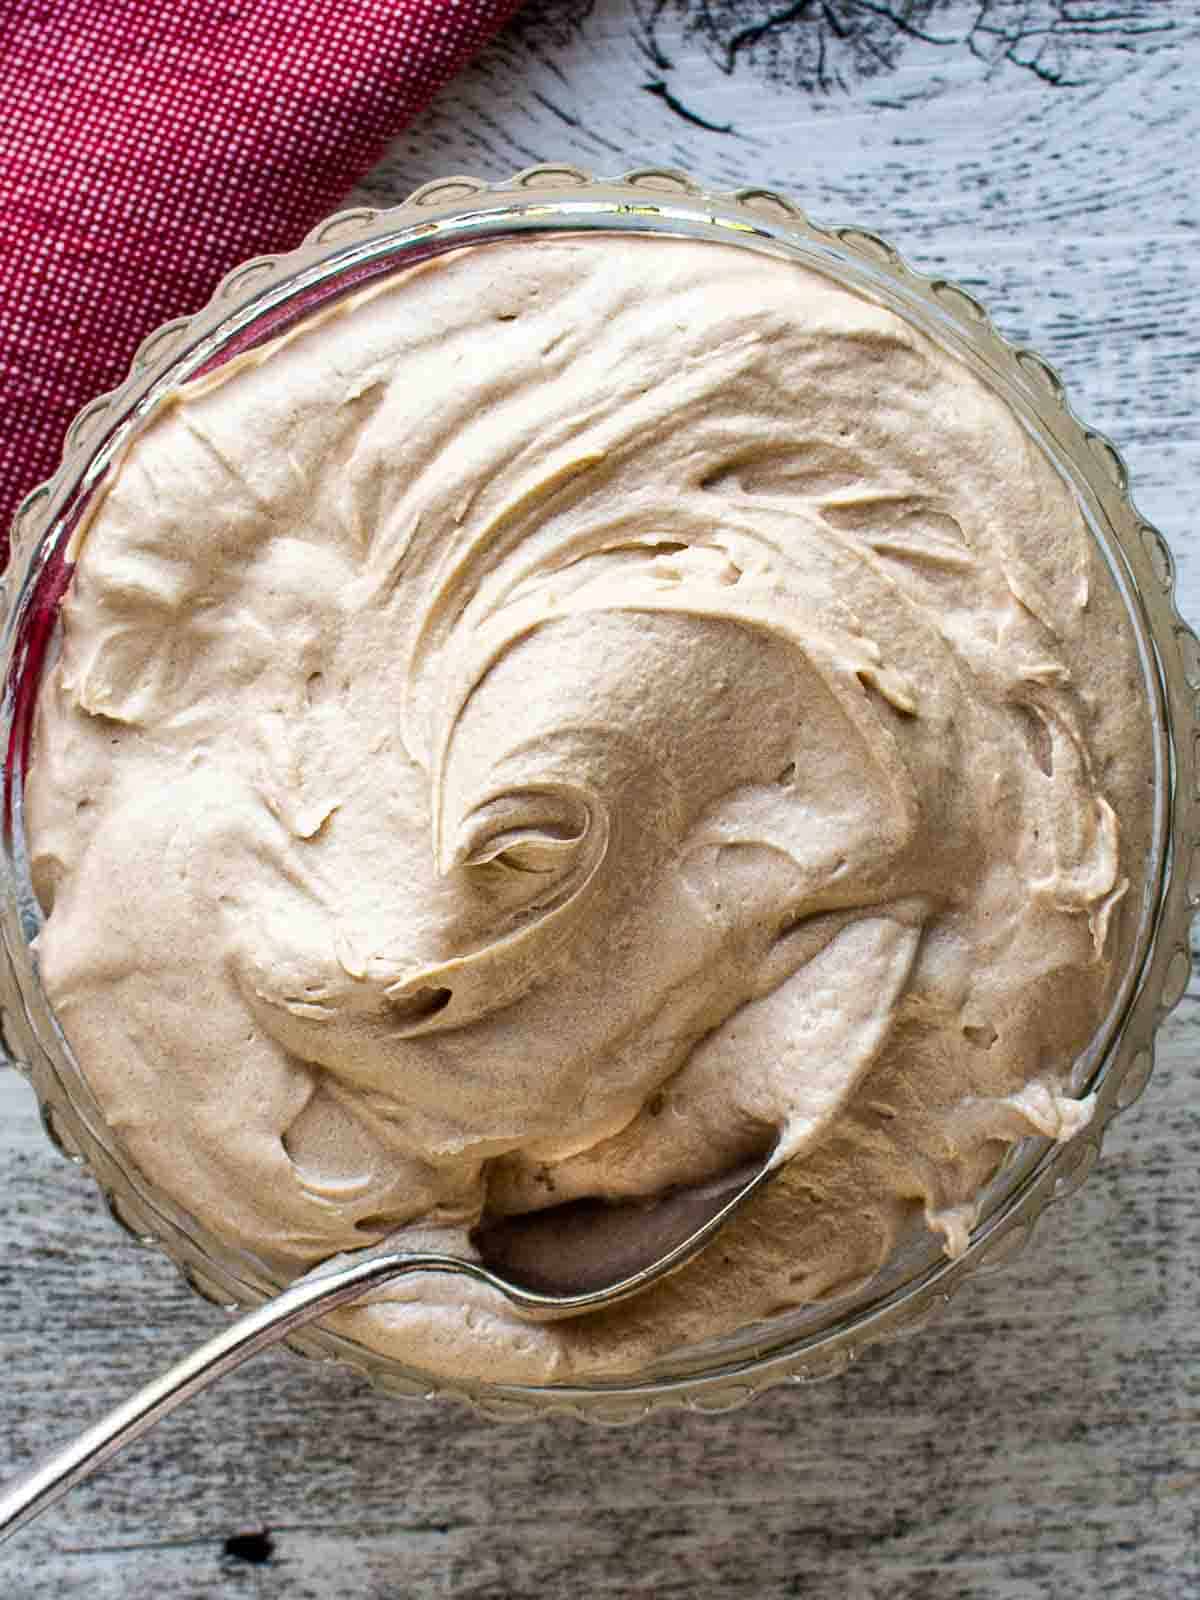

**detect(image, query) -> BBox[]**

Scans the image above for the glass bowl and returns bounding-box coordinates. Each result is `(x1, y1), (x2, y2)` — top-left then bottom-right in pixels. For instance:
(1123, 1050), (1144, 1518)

(1, 165), (1196, 1424)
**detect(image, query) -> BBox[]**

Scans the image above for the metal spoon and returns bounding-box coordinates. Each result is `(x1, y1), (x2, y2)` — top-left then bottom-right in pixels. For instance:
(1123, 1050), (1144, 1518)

(0, 1152), (777, 1543)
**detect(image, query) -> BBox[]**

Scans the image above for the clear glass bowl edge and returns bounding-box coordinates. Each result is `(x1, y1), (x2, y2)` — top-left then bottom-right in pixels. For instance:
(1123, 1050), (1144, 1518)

(1, 164), (1196, 1424)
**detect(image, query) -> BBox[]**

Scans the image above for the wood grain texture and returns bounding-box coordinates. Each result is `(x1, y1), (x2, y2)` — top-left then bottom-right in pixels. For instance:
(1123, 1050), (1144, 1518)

(3, 3), (1197, 1594)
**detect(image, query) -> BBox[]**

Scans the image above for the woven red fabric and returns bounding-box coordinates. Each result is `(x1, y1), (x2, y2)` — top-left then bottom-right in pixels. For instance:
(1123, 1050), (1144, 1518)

(0, 0), (524, 555)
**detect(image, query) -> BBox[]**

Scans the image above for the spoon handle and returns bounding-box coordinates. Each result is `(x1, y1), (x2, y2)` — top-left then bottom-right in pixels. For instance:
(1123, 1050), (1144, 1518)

(0, 1156), (779, 1541)
(0, 1249), (458, 1544)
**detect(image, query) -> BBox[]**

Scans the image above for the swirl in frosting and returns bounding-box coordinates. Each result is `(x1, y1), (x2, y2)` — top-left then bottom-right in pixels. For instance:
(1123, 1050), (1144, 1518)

(26, 236), (1152, 1382)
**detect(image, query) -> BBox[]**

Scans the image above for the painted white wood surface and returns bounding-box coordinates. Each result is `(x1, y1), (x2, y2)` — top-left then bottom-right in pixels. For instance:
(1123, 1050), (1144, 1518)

(1, 4), (1196, 1595)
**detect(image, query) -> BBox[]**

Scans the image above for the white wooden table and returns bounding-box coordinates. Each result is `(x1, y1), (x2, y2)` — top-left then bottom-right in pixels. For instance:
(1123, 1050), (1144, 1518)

(2, 4), (1196, 1594)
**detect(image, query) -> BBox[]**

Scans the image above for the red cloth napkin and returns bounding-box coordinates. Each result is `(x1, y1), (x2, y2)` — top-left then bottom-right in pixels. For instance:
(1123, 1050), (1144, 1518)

(0, 0), (524, 557)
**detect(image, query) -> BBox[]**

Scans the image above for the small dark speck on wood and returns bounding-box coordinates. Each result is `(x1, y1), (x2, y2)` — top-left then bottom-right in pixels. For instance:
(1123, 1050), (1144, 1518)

(223, 1528), (275, 1564)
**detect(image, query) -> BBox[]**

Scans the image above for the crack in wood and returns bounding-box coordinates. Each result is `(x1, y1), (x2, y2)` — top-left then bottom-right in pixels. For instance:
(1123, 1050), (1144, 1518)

(532, 86), (583, 127)
(642, 77), (735, 130)
(62, 1519), (456, 1556)
(626, 0), (1176, 95)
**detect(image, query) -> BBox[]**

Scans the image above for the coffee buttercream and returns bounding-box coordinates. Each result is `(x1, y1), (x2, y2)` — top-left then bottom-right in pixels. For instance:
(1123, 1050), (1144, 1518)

(26, 236), (1154, 1383)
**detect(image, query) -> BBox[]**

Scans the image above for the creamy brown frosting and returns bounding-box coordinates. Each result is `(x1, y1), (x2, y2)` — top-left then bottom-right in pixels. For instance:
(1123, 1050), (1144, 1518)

(25, 235), (1153, 1384)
